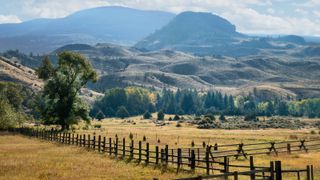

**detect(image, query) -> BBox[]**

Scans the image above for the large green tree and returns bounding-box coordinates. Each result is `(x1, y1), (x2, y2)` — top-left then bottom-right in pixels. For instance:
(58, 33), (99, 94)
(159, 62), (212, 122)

(38, 52), (97, 130)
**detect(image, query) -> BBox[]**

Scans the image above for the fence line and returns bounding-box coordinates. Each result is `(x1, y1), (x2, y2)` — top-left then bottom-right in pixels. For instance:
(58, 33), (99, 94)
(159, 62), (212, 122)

(6, 128), (316, 180)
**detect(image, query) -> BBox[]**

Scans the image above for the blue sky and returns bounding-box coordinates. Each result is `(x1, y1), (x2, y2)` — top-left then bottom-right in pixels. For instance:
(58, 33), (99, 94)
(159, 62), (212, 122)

(0, 0), (319, 36)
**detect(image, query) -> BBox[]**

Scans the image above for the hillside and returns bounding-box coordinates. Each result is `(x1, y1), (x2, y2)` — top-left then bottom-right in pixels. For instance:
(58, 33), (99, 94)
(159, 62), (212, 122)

(0, 56), (42, 91)
(0, 56), (102, 103)
(52, 43), (320, 99)
(0, 6), (174, 53)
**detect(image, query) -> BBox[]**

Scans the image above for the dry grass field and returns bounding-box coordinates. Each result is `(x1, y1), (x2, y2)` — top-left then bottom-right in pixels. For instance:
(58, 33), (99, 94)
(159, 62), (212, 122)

(0, 133), (187, 180)
(1, 115), (320, 179)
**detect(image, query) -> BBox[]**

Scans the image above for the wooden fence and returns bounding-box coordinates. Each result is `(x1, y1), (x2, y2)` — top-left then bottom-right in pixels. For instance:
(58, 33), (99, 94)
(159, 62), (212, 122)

(8, 128), (316, 180)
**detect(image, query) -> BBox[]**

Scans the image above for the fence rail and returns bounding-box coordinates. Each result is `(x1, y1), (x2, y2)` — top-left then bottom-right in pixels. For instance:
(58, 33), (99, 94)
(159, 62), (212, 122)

(6, 128), (316, 180)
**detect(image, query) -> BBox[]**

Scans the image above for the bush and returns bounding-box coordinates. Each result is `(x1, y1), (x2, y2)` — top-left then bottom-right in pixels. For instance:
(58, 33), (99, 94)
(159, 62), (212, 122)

(116, 106), (130, 119)
(157, 111), (164, 120)
(176, 122), (182, 127)
(129, 132), (134, 140)
(311, 130), (316, 134)
(0, 99), (26, 129)
(168, 117), (173, 121)
(244, 113), (257, 122)
(93, 124), (101, 129)
(143, 111), (152, 119)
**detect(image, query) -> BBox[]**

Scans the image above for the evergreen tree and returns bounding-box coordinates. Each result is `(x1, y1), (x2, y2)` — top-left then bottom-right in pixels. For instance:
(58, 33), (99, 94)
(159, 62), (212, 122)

(143, 111), (152, 119)
(157, 111), (165, 120)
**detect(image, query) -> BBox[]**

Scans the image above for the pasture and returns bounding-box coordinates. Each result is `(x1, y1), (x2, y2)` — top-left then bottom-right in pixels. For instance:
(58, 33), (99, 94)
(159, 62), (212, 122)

(1, 115), (319, 179)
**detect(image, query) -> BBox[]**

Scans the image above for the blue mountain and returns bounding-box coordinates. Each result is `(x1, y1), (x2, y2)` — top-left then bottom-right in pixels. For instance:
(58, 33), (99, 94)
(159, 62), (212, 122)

(0, 6), (174, 53)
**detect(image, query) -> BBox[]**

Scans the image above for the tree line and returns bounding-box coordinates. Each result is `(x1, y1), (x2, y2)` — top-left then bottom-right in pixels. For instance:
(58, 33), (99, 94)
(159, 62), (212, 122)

(90, 87), (320, 120)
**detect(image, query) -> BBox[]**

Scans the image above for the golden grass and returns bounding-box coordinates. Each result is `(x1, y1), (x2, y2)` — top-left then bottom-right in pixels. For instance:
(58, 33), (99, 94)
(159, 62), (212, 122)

(0, 134), (188, 180)
(77, 116), (320, 179)
(3, 116), (320, 179)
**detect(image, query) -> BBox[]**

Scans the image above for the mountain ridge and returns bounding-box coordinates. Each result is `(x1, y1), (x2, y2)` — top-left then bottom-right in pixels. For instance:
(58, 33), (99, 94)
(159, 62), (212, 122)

(0, 6), (175, 53)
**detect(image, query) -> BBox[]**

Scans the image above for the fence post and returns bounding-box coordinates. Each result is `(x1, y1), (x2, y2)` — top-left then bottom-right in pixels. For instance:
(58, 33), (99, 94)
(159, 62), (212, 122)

(130, 140), (134, 160)
(79, 135), (82, 147)
(88, 135), (91, 148)
(138, 141), (142, 163)
(146, 142), (149, 164)
(177, 148), (182, 172)
(161, 149), (164, 164)
(165, 145), (169, 165)
(307, 165), (311, 180)
(109, 137), (112, 155)
(98, 135), (101, 152)
(287, 143), (291, 154)
(250, 156), (255, 180)
(311, 165), (314, 180)
(191, 149), (195, 172)
(103, 137), (106, 153)
(93, 135), (96, 150)
(214, 143), (218, 150)
(275, 161), (282, 180)
(234, 171), (238, 180)
(123, 138), (126, 158)
(68, 133), (71, 144)
(76, 134), (79, 145)
(206, 147), (210, 175)
(270, 161), (274, 180)
(155, 146), (159, 165)
(172, 149), (174, 163)
(223, 156), (229, 174)
(83, 134), (86, 147)
(72, 133), (74, 145)
(115, 136), (118, 157)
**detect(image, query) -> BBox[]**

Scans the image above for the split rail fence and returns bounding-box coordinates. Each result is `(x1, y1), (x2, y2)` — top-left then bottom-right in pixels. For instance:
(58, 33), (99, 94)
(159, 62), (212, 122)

(7, 128), (317, 180)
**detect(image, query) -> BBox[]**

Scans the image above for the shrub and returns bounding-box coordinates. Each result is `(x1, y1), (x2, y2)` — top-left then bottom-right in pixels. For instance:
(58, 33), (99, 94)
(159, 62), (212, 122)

(168, 117), (173, 121)
(93, 124), (101, 129)
(157, 111), (164, 120)
(176, 122), (182, 127)
(143, 111), (152, 119)
(311, 130), (316, 134)
(191, 140), (195, 147)
(0, 99), (26, 129)
(244, 113), (257, 122)
(129, 132), (134, 140)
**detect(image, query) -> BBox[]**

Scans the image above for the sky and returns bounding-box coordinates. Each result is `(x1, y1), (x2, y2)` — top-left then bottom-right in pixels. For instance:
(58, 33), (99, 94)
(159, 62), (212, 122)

(0, 0), (319, 36)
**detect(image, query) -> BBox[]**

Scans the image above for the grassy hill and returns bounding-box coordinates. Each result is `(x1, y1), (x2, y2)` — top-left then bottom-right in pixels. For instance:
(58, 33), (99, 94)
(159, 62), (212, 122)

(49, 43), (320, 99)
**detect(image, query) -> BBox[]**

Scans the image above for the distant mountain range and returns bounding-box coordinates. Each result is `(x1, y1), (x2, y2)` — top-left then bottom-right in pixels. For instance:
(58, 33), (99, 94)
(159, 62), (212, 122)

(0, 6), (319, 56)
(0, 6), (174, 53)
(1, 6), (320, 99)
(135, 12), (319, 57)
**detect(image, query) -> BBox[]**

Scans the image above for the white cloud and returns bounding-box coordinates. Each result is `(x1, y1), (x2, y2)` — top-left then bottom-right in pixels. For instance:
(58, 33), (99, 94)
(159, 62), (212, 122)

(0, 15), (22, 24)
(21, 0), (110, 19)
(0, 0), (319, 36)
